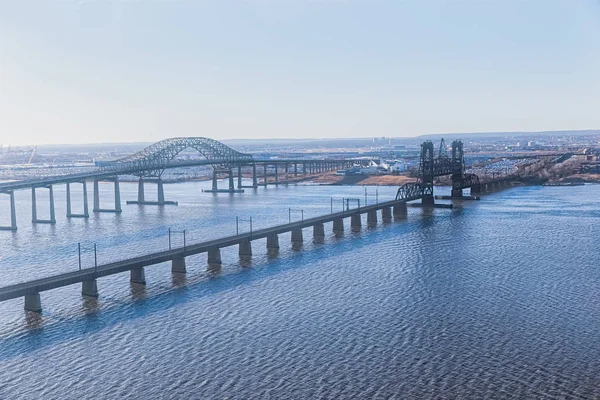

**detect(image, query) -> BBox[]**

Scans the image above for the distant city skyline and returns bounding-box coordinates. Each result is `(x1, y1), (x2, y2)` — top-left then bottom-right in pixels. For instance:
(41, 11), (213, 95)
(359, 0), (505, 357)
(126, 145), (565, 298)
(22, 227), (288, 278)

(2, 1), (600, 146)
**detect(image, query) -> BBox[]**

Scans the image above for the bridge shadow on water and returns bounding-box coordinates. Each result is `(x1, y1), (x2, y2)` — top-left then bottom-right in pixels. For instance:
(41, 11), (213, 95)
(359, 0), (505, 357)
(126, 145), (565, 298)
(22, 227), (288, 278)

(0, 209), (445, 361)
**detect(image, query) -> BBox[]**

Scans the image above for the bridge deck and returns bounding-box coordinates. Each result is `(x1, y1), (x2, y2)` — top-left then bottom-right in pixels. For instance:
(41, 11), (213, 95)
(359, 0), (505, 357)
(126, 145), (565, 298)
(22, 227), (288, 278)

(0, 198), (411, 302)
(0, 158), (370, 192)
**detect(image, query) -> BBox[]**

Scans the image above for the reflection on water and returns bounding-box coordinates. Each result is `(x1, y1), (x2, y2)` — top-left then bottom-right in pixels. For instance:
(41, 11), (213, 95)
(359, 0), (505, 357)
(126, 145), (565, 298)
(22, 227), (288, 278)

(1, 182), (600, 399)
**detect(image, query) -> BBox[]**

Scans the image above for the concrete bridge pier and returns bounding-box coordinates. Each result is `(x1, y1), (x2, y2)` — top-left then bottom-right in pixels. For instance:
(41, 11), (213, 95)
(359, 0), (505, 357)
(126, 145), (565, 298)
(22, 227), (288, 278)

(351, 214), (362, 232)
(381, 206), (392, 222)
(0, 190), (18, 231)
(238, 165), (242, 189)
(208, 248), (222, 265)
(239, 240), (252, 258)
(252, 164), (258, 188)
(31, 186), (56, 224)
(93, 178), (122, 213)
(172, 256), (187, 273)
(291, 228), (303, 246)
(127, 178), (177, 205)
(313, 223), (325, 243)
(267, 233), (279, 251)
(263, 164), (268, 187)
(367, 210), (377, 227)
(451, 188), (463, 197)
(333, 217), (344, 235)
(66, 181), (89, 218)
(275, 164), (279, 185)
(212, 170), (218, 191)
(138, 178), (145, 202)
(228, 169), (235, 191)
(130, 267), (146, 285)
(393, 202), (408, 219)
(24, 292), (42, 313)
(81, 279), (99, 298)
(294, 163), (298, 176)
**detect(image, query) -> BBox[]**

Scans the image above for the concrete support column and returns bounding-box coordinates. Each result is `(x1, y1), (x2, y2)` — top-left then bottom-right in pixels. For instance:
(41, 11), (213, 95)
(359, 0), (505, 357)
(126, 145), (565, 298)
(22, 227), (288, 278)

(32, 186), (56, 224)
(31, 187), (37, 222)
(49, 186), (56, 223)
(239, 240), (252, 258)
(252, 164), (258, 188)
(66, 182), (72, 217)
(130, 267), (146, 284)
(10, 191), (17, 230)
(228, 168), (235, 191)
(294, 163), (298, 176)
(157, 179), (165, 204)
(24, 292), (42, 313)
(267, 233), (279, 250)
(212, 170), (218, 191)
(66, 181), (89, 218)
(313, 223), (325, 242)
(275, 164), (279, 184)
(172, 256), (186, 273)
(367, 210), (377, 227)
(351, 214), (362, 231)
(208, 248), (222, 265)
(263, 164), (268, 187)
(393, 202), (408, 219)
(381, 206), (392, 222)
(291, 228), (303, 245)
(238, 165), (242, 189)
(81, 279), (99, 298)
(451, 188), (463, 197)
(113, 178), (122, 213)
(93, 179), (100, 212)
(285, 163), (289, 181)
(333, 217), (344, 234)
(138, 177), (145, 203)
(303, 163), (307, 175)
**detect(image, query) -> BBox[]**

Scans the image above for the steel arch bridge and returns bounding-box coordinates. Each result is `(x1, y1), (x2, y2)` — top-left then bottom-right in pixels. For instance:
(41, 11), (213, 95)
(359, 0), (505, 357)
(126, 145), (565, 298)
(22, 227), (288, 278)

(101, 137), (254, 177)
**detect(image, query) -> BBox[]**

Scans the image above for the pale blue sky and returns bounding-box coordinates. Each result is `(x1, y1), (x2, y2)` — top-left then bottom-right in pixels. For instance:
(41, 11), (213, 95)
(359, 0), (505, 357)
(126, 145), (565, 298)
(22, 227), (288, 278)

(1, 1), (599, 145)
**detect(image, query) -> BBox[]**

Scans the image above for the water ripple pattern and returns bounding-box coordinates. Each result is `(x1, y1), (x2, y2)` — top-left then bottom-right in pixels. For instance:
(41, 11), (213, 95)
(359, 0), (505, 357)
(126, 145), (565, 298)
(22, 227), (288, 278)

(0, 181), (599, 399)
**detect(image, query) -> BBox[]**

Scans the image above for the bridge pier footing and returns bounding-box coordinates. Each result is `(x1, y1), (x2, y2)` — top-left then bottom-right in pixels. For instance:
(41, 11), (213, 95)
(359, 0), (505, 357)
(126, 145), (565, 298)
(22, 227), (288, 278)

(367, 210), (377, 227)
(239, 240), (252, 258)
(127, 178), (178, 205)
(208, 248), (222, 265)
(32, 186), (56, 224)
(351, 214), (362, 232)
(291, 228), (303, 245)
(313, 223), (325, 243)
(93, 178), (122, 213)
(172, 256), (186, 273)
(82, 279), (99, 298)
(130, 267), (146, 285)
(66, 181), (90, 218)
(381, 206), (392, 222)
(393, 203), (407, 219)
(333, 217), (344, 234)
(267, 234), (279, 251)
(24, 292), (42, 313)
(0, 190), (18, 231)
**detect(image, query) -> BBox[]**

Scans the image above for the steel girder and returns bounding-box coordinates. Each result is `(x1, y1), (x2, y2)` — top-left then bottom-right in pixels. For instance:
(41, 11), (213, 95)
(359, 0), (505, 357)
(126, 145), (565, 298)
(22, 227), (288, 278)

(101, 137), (254, 177)
(452, 173), (480, 190)
(395, 182), (429, 201)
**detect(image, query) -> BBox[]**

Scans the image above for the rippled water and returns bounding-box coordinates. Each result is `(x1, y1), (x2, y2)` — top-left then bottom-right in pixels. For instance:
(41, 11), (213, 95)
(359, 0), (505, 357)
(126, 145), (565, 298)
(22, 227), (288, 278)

(1, 181), (600, 399)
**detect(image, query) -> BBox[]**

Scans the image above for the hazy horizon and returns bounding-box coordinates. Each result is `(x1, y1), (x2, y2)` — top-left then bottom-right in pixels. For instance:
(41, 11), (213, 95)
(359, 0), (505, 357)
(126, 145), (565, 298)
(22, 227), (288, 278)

(2, 1), (600, 146)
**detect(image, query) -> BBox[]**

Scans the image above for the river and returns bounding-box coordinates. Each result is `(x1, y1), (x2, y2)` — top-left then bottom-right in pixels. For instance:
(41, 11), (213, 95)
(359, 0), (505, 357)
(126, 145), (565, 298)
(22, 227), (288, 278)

(0, 181), (599, 399)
